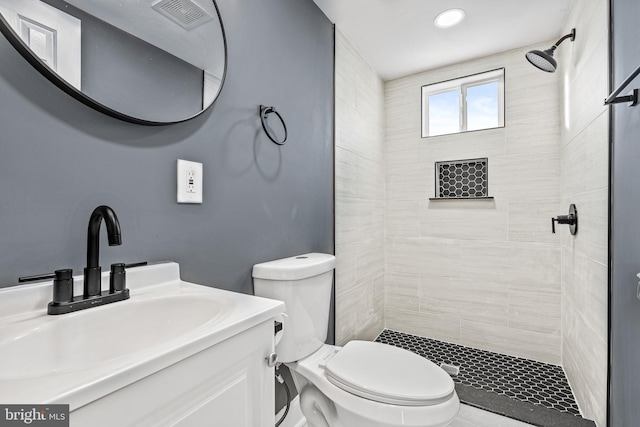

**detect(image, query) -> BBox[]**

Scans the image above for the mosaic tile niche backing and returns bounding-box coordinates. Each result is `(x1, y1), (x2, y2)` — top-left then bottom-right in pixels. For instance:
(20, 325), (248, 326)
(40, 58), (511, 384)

(375, 329), (581, 416)
(435, 158), (488, 198)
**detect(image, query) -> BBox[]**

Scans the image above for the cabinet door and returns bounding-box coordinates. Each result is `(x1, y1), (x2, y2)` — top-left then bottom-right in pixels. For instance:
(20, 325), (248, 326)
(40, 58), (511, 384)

(72, 321), (275, 427)
(173, 375), (249, 427)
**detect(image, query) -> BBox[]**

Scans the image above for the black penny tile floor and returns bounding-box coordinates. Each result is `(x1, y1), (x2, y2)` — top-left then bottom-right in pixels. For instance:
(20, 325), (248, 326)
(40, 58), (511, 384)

(375, 329), (596, 427)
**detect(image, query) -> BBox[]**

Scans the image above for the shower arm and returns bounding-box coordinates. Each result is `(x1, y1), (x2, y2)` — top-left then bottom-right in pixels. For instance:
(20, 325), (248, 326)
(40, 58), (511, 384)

(553, 29), (576, 48)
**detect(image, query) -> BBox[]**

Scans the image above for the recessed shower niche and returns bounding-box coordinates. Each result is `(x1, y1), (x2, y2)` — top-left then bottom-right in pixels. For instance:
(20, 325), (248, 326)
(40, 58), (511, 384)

(432, 158), (491, 200)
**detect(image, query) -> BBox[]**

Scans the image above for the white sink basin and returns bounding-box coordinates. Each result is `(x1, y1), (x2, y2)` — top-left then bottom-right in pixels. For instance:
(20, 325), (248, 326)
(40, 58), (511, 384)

(0, 262), (284, 409)
(0, 294), (226, 379)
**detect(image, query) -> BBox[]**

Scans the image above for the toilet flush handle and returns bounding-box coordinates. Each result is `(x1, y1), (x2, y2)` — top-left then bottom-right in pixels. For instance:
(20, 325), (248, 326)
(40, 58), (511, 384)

(266, 353), (278, 368)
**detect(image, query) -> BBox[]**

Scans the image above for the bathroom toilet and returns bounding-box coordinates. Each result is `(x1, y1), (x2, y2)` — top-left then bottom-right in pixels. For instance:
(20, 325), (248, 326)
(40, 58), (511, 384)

(253, 253), (460, 427)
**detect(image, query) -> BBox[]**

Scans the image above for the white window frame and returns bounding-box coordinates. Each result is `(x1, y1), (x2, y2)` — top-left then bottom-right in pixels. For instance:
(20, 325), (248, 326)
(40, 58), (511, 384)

(421, 68), (505, 138)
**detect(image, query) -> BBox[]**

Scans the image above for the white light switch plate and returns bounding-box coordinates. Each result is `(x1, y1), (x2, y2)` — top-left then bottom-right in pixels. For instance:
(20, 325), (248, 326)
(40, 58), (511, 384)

(177, 159), (203, 204)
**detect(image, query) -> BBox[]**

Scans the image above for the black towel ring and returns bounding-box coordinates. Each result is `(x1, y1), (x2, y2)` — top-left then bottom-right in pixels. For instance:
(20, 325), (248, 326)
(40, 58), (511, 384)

(260, 105), (288, 145)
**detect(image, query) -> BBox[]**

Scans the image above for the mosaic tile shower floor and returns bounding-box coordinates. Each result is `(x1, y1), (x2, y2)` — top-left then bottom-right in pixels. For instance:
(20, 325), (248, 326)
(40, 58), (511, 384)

(375, 329), (582, 417)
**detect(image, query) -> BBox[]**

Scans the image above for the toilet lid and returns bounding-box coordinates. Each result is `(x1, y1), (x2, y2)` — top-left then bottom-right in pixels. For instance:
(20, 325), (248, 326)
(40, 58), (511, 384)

(324, 341), (455, 406)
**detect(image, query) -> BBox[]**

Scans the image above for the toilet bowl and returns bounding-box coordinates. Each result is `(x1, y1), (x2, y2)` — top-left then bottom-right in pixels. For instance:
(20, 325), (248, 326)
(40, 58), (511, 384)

(253, 253), (460, 427)
(291, 343), (460, 427)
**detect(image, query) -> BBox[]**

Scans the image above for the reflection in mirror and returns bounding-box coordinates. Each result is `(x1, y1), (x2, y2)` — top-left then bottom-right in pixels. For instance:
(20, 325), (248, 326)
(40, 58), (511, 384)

(0, 0), (227, 124)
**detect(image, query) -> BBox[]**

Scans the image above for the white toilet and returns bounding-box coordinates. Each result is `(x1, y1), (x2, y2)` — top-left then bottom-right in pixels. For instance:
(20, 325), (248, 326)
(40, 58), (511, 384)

(253, 253), (460, 427)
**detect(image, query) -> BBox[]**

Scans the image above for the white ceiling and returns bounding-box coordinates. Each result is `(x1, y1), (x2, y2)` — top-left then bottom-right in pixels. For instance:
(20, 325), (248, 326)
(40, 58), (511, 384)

(312, 0), (574, 81)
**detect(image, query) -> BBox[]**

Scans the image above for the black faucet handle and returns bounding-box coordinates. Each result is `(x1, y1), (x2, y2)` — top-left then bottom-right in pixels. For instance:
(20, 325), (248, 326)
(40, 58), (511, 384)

(19, 272), (56, 283)
(109, 263), (126, 293)
(52, 269), (74, 304)
(55, 269), (73, 280)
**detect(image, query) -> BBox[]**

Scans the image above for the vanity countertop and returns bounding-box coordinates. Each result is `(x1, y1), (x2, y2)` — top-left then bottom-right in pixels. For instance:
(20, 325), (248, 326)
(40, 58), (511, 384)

(0, 262), (284, 410)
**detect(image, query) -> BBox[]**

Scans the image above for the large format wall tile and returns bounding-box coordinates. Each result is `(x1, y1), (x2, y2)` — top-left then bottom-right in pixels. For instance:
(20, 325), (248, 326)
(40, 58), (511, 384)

(562, 301), (607, 427)
(335, 146), (358, 198)
(334, 30), (385, 343)
(420, 276), (509, 327)
(385, 309), (461, 344)
(385, 272), (420, 313)
(386, 237), (462, 278)
(558, 1), (609, 424)
(335, 196), (373, 244)
(420, 199), (508, 241)
(489, 152), (561, 200)
(336, 276), (384, 344)
(561, 113), (609, 197)
(508, 198), (562, 243)
(460, 320), (561, 364)
(419, 128), (507, 164)
(459, 241), (561, 290)
(386, 161), (431, 202)
(335, 243), (358, 292)
(386, 200), (420, 238)
(562, 188), (608, 265)
(560, 0), (608, 144)
(508, 287), (561, 335)
(505, 64), (561, 157)
(562, 248), (608, 342)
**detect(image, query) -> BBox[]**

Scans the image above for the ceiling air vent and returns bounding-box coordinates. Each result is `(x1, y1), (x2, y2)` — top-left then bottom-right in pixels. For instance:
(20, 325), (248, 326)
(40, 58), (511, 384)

(152, 0), (213, 30)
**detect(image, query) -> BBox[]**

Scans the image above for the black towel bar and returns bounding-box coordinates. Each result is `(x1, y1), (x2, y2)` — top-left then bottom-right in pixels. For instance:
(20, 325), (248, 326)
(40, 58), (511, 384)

(605, 64), (640, 106)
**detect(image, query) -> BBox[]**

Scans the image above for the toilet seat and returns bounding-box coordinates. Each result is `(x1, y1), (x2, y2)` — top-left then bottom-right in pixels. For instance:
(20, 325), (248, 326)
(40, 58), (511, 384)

(324, 341), (455, 406)
(290, 343), (460, 427)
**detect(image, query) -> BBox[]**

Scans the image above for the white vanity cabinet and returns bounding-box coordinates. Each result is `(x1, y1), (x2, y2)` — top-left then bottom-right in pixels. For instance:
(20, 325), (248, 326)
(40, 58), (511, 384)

(0, 263), (284, 427)
(72, 320), (275, 427)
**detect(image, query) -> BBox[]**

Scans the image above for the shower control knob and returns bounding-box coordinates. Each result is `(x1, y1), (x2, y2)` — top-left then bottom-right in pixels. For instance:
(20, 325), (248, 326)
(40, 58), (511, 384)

(551, 204), (578, 235)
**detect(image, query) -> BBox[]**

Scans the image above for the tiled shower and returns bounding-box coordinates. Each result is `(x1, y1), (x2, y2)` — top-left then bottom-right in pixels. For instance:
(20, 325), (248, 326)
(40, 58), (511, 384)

(334, 0), (608, 426)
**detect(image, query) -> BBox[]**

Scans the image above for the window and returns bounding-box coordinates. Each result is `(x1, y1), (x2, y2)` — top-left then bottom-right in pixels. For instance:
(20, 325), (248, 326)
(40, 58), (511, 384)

(421, 68), (504, 138)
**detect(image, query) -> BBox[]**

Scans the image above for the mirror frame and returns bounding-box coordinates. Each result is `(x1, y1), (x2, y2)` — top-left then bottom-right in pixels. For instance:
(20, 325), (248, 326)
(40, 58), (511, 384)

(0, 1), (228, 126)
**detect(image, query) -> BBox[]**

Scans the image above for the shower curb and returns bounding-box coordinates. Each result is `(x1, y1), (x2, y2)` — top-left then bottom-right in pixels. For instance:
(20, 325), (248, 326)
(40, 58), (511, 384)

(455, 383), (596, 427)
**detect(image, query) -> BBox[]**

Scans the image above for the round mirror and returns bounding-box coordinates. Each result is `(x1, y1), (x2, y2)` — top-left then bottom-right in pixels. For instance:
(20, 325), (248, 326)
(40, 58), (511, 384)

(0, 0), (227, 125)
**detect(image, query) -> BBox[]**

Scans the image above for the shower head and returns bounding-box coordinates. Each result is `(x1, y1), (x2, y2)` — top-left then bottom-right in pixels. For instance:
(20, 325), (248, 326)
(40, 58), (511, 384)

(526, 28), (576, 73)
(526, 47), (558, 72)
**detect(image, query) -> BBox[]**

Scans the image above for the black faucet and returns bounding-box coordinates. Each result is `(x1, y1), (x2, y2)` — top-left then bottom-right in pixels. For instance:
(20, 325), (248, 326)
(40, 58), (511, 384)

(30, 205), (131, 315)
(84, 206), (122, 297)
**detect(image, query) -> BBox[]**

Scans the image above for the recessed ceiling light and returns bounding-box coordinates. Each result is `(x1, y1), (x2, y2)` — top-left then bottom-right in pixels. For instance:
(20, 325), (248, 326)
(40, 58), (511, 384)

(434, 8), (466, 28)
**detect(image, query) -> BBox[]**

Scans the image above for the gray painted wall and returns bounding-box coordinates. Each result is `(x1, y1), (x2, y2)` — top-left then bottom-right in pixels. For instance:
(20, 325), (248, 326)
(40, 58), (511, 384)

(79, 5), (204, 121)
(0, 0), (334, 413)
(610, 0), (640, 424)
(0, 0), (334, 291)
(42, 0), (204, 121)
(0, 0), (334, 407)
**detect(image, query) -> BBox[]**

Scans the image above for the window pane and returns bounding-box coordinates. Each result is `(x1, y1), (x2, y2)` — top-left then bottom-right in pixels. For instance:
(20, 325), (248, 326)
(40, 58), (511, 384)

(466, 82), (499, 131)
(421, 68), (504, 138)
(428, 90), (459, 136)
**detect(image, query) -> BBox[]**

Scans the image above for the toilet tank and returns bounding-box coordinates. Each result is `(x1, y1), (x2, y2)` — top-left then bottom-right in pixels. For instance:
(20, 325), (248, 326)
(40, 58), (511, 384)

(252, 253), (335, 363)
